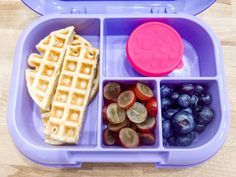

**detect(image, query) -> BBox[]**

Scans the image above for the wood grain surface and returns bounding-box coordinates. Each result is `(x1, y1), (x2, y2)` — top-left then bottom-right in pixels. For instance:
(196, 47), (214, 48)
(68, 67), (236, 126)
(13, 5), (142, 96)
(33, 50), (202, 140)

(0, 0), (236, 177)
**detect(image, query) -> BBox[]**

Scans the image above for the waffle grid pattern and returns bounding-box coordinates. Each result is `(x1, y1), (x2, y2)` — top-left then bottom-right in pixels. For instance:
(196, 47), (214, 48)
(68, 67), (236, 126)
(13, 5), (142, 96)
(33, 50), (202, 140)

(44, 45), (99, 143)
(26, 27), (75, 111)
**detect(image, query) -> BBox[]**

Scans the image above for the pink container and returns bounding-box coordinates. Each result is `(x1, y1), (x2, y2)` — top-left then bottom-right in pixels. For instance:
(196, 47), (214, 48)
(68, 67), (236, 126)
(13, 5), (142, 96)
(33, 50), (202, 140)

(126, 22), (184, 77)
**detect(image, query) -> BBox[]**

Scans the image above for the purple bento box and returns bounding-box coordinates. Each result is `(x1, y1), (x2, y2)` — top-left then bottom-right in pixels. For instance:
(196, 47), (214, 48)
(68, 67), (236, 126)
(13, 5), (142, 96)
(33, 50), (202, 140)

(7, 0), (230, 168)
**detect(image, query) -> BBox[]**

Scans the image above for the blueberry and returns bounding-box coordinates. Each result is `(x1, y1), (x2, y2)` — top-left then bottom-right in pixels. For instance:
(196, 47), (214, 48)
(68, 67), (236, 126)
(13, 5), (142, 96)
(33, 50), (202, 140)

(163, 138), (168, 146)
(175, 131), (196, 147)
(190, 95), (199, 107)
(168, 136), (176, 146)
(199, 94), (212, 106)
(195, 124), (206, 133)
(160, 85), (171, 98)
(180, 84), (194, 94)
(162, 117), (165, 122)
(177, 94), (191, 108)
(172, 111), (196, 134)
(196, 107), (214, 125)
(189, 131), (197, 141)
(170, 92), (180, 102)
(194, 84), (206, 96)
(193, 105), (202, 114)
(176, 134), (192, 146)
(161, 98), (171, 110)
(162, 120), (174, 138)
(181, 107), (193, 114)
(162, 109), (178, 120)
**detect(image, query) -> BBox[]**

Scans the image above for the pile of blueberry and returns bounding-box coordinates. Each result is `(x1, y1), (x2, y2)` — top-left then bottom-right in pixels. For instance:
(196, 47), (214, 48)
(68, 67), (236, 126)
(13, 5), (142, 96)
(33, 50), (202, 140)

(161, 83), (214, 147)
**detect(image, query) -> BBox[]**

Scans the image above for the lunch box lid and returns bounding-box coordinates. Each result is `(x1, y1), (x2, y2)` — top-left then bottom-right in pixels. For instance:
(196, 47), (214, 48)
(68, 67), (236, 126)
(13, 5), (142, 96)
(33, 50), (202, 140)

(22, 0), (216, 15)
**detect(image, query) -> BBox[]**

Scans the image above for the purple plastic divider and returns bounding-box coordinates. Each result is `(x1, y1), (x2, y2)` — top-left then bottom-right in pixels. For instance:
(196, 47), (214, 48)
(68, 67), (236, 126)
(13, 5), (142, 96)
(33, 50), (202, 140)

(7, 13), (230, 168)
(156, 80), (164, 148)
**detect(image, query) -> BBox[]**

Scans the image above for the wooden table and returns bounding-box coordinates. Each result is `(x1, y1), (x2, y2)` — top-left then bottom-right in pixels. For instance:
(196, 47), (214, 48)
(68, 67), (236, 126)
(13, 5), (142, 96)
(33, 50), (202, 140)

(0, 0), (236, 176)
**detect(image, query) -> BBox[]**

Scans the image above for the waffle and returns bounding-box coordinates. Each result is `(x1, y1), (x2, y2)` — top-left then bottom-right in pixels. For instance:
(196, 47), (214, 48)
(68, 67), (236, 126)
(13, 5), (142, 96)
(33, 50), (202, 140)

(26, 27), (75, 111)
(72, 34), (92, 47)
(38, 33), (98, 145)
(41, 64), (99, 145)
(44, 45), (99, 144)
(40, 109), (63, 145)
(41, 109), (51, 128)
(41, 65), (99, 125)
(89, 62), (99, 102)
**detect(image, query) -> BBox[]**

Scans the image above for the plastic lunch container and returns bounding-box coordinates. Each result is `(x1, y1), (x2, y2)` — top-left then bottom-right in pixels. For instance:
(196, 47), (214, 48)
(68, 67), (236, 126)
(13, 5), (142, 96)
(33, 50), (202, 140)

(7, 0), (230, 168)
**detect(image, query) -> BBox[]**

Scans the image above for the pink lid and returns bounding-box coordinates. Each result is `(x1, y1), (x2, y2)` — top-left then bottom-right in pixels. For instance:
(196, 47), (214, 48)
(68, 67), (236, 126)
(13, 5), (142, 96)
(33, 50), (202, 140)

(126, 22), (184, 77)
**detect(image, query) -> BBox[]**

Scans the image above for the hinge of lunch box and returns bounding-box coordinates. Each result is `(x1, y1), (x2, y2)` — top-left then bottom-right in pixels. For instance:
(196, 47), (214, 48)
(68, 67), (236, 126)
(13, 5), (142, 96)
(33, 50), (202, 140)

(70, 7), (87, 14)
(151, 6), (176, 14)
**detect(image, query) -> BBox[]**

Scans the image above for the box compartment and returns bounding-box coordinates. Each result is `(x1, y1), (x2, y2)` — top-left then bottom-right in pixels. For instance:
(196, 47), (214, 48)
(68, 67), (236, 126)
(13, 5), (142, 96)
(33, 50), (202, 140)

(102, 17), (217, 77)
(100, 79), (160, 149)
(160, 79), (222, 149)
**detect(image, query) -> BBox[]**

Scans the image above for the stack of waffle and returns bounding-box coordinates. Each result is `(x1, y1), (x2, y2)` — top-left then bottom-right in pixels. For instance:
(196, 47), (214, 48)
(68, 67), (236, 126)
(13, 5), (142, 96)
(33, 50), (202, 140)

(26, 26), (99, 145)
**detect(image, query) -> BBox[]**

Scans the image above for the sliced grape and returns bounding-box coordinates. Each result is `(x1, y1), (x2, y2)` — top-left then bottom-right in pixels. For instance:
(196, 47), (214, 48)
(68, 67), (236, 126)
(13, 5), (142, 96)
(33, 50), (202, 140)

(134, 83), (154, 101)
(139, 133), (155, 145)
(103, 82), (121, 100)
(106, 103), (126, 124)
(136, 116), (156, 132)
(145, 98), (158, 117)
(108, 119), (130, 132)
(126, 102), (147, 123)
(102, 105), (108, 124)
(103, 128), (116, 146)
(117, 90), (136, 109)
(119, 128), (139, 148)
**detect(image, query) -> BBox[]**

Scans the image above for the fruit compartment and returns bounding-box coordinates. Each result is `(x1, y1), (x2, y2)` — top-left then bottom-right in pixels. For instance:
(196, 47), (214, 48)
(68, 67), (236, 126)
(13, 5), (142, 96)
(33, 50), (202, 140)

(10, 17), (101, 149)
(159, 79), (222, 149)
(99, 79), (161, 149)
(102, 17), (218, 78)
